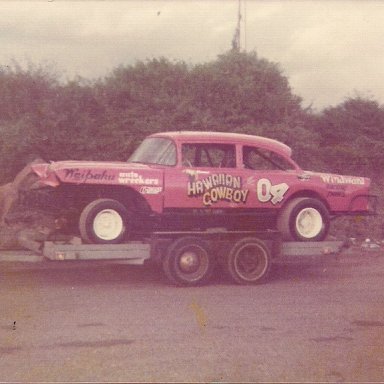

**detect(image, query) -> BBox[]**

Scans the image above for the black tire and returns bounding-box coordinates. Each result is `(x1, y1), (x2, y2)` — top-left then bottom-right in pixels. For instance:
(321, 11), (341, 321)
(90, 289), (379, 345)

(227, 237), (271, 285)
(277, 197), (330, 242)
(79, 198), (129, 244)
(162, 237), (215, 286)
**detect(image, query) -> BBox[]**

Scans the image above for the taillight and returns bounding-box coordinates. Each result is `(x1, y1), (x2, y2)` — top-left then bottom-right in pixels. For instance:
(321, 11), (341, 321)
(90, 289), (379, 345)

(31, 163), (50, 178)
(30, 163), (60, 187)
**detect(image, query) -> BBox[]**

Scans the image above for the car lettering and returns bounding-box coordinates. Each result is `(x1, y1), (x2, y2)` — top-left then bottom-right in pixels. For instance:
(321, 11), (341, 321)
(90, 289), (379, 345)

(64, 168), (115, 182)
(119, 172), (159, 185)
(140, 186), (163, 195)
(320, 174), (365, 185)
(257, 179), (289, 205)
(187, 173), (249, 206)
(203, 187), (249, 206)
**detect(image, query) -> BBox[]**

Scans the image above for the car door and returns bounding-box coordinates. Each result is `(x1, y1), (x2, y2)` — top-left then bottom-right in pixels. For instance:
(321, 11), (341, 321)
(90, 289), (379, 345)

(163, 142), (249, 209)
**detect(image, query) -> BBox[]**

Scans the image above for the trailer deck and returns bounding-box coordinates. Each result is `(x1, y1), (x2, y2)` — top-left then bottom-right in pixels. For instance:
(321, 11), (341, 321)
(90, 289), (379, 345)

(0, 231), (347, 286)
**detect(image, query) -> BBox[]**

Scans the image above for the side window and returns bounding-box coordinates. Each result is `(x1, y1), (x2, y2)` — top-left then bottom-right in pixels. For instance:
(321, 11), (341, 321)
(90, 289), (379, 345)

(243, 146), (294, 171)
(182, 144), (197, 167)
(182, 144), (236, 168)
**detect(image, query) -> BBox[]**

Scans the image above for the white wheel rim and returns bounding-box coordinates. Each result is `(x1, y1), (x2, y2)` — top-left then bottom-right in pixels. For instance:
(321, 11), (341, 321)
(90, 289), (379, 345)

(295, 208), (323, 239)
(93, 209), (124, 241)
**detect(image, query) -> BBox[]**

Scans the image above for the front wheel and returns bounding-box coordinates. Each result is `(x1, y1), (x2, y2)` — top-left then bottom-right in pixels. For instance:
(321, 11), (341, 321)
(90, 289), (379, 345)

(79, 198), (129, 244)
(277, 197), (330, 241)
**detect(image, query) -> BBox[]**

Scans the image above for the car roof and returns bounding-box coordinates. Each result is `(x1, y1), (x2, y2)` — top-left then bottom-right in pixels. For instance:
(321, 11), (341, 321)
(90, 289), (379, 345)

(150, 131), (293, 158)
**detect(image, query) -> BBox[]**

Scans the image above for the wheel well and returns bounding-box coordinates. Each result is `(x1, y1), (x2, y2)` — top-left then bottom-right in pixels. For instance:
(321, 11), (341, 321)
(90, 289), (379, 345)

(60, 184), (152, 214)
(284, 190), (330, 211)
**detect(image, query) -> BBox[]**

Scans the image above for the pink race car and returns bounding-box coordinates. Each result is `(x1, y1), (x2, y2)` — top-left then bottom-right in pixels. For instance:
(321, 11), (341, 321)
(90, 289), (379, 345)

(30, 131), (376, 243)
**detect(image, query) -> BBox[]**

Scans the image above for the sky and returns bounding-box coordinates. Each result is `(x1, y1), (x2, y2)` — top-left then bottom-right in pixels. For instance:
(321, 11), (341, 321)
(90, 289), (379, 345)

(1, 0), (384, 110)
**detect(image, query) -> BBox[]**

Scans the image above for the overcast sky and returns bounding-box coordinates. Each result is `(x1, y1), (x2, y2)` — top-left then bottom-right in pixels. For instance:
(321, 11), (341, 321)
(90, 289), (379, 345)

(1, 0), (384, 110)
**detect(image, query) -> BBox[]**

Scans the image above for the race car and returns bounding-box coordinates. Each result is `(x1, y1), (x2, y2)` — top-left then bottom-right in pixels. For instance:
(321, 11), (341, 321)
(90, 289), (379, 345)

(29, 131), (376, 243)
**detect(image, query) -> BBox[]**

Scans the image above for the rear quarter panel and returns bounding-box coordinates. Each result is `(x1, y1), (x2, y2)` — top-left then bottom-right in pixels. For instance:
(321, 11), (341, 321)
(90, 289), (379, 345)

(313, 172), (371, 213)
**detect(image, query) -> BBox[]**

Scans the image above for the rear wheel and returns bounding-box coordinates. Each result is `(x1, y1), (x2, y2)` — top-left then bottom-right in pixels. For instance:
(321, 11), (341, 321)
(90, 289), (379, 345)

(79, 198), (129, 244)
(162, 237), (214, 286)
(277, 197), (330, 241)
(227, 237), (271, 284)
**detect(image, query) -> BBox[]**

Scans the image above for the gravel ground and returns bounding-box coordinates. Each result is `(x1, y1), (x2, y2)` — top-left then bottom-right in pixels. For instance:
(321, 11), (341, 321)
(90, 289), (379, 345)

(1, 247), (384, 382)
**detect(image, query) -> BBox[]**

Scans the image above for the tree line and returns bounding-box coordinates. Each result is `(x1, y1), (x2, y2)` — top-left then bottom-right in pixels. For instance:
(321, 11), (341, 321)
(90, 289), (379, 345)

(0, 51), (382, 238)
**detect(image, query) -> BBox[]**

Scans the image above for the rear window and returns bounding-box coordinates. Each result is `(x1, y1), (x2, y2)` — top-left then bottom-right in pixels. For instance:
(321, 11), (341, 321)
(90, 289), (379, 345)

(243, 146), (295, 171)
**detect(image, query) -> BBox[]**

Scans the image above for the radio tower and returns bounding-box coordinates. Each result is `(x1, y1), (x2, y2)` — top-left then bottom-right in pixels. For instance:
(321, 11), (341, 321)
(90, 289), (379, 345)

(231, 0), (246, 52)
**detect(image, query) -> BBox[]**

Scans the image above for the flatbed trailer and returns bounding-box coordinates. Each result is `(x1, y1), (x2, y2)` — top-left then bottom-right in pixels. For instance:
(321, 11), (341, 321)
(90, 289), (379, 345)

(0, 231), (346, 286)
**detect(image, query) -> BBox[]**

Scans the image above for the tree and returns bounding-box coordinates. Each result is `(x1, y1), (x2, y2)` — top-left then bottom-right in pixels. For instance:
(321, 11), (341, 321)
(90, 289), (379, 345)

(189, 51), (303, 129)
(97, 51), (305, 146)
(313, 96), (384, 176)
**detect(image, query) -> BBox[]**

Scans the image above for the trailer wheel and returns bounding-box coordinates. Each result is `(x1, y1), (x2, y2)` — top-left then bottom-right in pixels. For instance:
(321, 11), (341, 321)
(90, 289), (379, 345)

(162, 237), (214, 286)
(277, 197), (330, 242)
(79, 198), (129, 244)
(227, 237), (271, 285)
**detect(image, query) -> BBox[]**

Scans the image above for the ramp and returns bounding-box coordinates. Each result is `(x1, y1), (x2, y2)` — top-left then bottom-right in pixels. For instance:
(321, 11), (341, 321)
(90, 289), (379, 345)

(42, 241), (151, 265)
(276, 240), (346, 264)
(0, 250), (44, 263)
(282, 241), (345, 256)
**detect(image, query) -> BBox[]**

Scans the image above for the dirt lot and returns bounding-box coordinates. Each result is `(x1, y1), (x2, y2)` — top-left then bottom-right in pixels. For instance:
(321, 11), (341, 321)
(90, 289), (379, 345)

(1, 247), (384, 382)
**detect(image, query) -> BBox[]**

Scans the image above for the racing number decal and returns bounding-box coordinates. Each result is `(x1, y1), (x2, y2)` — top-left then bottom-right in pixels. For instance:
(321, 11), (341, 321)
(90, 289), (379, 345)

(257, 178), (289, 205)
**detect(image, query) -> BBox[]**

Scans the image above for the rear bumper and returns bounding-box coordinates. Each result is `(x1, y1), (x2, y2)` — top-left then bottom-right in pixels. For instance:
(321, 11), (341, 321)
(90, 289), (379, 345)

(346, 194), (378, 216)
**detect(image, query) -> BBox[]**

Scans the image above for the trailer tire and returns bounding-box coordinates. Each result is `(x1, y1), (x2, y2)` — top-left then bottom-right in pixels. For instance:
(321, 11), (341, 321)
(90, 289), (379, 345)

(79, 198), (129, 244)
(277, 197), (329, 242)
(162, 237), (214, 286)
(227, 237), (271, 285)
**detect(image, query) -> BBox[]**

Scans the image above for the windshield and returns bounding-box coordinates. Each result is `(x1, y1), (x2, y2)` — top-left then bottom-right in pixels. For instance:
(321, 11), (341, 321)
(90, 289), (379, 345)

(128, 137), (177, 166)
